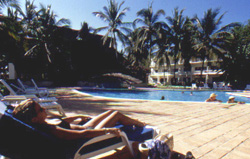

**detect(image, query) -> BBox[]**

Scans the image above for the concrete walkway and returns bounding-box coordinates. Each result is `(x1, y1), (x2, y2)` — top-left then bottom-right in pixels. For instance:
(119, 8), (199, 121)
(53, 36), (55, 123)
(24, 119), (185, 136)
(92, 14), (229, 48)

(57, 89), (250, 159)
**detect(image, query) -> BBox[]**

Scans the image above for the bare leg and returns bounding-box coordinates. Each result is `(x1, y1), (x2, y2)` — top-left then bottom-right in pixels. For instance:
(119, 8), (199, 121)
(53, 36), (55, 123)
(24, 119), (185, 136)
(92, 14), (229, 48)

(82, 110), (114, 128)
(94, 111), (146, 129)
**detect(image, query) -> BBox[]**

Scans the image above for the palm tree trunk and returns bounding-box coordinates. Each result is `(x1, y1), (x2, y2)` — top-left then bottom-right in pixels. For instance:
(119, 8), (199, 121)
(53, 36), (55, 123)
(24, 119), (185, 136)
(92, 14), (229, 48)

(173, 60), (177, 85)
(200, 58), (205, 85)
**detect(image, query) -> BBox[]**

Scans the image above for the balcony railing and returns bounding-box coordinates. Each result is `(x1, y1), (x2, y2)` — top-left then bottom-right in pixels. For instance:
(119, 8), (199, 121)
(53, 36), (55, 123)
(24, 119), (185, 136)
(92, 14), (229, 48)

(150, 69), (223, 76)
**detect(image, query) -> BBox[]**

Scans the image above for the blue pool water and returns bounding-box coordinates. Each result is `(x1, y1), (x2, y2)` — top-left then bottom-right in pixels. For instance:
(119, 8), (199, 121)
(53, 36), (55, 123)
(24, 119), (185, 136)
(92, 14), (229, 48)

(79, 89), (250, 103)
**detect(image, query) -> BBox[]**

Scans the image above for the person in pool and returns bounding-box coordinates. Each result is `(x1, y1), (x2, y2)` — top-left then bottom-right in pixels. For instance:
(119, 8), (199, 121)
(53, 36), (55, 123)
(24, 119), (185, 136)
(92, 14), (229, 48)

(205, 93), (222, 103)
(227, 96), (245, 104)
(12, 99), (146, 140)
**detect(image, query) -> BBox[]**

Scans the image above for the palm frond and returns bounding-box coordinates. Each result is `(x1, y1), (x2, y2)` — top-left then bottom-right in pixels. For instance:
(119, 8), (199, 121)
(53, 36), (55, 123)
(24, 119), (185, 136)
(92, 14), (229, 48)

(94, 26), (109, 34)
(93, 11), (110, 22)
(24, 44), (38, 56)
(152, 9), (165, 23)
(45, 43), (52, 63)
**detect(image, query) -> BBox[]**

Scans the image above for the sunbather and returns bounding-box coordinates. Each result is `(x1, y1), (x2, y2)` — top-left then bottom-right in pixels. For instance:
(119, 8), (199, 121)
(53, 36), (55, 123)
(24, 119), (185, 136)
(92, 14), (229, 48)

(12, 99), (146, 140)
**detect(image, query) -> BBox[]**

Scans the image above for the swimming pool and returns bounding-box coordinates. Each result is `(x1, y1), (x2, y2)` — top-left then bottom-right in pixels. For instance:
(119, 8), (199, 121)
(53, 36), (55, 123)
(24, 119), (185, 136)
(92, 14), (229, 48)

(79, 89), (250, 103)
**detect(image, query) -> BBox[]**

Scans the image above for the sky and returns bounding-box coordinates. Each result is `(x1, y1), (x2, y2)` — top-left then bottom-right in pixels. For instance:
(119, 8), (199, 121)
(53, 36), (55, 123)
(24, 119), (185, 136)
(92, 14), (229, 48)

(17, 0), (250, 31)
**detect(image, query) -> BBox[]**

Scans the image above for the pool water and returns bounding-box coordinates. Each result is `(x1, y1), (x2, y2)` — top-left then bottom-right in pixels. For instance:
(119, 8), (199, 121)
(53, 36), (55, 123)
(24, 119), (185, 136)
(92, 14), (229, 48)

(80, 89), (250, 103)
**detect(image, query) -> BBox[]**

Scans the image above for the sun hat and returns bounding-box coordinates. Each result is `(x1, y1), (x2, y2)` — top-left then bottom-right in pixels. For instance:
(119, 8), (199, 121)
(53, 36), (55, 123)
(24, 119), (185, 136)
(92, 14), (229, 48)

(229, 96), (235, 99)
(210, 93), (217, 98)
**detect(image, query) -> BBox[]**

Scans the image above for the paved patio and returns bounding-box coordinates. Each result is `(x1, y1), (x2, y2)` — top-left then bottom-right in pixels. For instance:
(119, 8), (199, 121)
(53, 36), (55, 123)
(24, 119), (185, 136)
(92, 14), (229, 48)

(57, 89), (250, 159)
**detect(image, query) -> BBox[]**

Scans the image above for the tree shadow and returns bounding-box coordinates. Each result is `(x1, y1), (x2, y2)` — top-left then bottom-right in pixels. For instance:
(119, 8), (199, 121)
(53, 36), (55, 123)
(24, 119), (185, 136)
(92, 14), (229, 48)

(55, 89), (195, 159)
(57, 95), (173, 117)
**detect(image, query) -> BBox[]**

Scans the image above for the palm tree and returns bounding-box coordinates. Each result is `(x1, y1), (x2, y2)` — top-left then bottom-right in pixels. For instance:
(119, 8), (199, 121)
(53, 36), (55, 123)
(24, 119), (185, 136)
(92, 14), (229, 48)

(180, 17), (196, 84)
(0, 0), (19, 13)
(18, 0), (38, 37)
(0, 0), (21, 39)
(17, 3), (70, 79)
(194, 8), (238, 84)
(220, 22), (250, 88)
(0, 3), (24, 78)
(154, 27), (171, 85)
(133, 3), (165, 68)
(77, 21), (94, 40)
(165, 8), (186, 84)
(126, 29), (147, 67)
(23, 4), (70, 63)
(93, 0), (131, 54)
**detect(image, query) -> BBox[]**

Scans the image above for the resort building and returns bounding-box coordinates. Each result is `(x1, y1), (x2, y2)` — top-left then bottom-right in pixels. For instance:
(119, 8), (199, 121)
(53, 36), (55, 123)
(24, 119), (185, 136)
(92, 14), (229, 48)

(148, 58), (224, 86)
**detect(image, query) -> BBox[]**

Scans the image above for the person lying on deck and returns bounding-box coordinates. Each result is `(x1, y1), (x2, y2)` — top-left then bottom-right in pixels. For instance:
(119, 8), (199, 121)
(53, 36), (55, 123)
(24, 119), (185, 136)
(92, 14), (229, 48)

(12, 99), (146, 140)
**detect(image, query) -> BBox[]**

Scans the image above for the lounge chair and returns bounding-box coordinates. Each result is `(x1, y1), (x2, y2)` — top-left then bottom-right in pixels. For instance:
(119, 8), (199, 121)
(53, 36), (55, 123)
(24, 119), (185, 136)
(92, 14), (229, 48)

(245, 84), (250, 90)
(218, 82), (224, 90)
(0, 102), (157, 159)
(191, 83), (197, 89)
(0, 95), (65, 117)
(0, 79), (17, 96)
(213, 82), (217, 89)
(0, 79), (57, 102)
(17, 79), (50, 97)
(0, 79), (65, 116)
(203, 83), (209, 89)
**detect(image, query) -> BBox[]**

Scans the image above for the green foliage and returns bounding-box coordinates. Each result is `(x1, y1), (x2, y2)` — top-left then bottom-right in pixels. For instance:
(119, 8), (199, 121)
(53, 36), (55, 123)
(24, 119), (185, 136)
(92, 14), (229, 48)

(0, 0), (250, 87)
(219, 21), (250, 88)
(93, 0), (131, 52)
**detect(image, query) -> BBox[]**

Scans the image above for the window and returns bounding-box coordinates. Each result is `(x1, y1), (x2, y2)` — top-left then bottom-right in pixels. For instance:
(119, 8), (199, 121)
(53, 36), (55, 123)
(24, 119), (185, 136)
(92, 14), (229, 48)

(195, 67), (202, 71)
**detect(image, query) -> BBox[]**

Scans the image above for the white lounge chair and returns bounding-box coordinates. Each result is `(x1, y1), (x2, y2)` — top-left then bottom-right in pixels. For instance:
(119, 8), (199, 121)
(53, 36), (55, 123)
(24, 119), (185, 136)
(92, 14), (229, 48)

(245, 84), (250, 90)
(0, 79), (56, 102)
(0, 79), (17, 95)
(218, 82), (224, 90)
(191, 83), (197, 89)
(0, 79), (65, 116)
(74, 131), (135, 158)
(1, 94), (65, 117)
(17, 79), (49, 97)
(203, 83), (209, 89)
(213, 82), (217, 89)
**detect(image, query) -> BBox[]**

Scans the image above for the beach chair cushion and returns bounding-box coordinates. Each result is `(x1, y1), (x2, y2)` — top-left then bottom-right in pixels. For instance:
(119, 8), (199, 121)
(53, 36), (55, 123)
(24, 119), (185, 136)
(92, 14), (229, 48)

(115, 125), (155, 142)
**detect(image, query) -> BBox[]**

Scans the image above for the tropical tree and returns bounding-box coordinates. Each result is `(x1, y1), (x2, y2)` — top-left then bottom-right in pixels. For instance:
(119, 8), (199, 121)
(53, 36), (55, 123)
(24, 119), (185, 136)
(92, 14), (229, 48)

(193, 8), (238, 84)
(0, 0), (21, 42)
(180, 17), (196, 84)
(23, 4), (70, 62)
(122, 28), (155, 81)
(0, 0), (19, 13)
(77, 21), (94, 40)
(165, 8), (187, 84)
(133, 3), (165, 68)
(0, 1), (23, 78)
(18, 0), (38, 37)
(93, 0), (131, 54)
(126, 29), (147, 67)
(220, 22), (250, 88)
(17, 3), (71, 79)
(153, 27), (171, 85)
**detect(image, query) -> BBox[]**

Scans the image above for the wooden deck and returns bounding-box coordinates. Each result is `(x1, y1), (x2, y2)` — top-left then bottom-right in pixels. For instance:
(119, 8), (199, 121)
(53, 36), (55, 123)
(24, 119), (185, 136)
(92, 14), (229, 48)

(57, 89), (250, 159)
